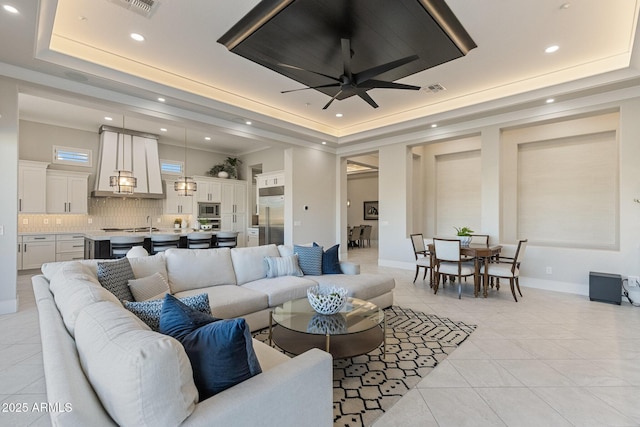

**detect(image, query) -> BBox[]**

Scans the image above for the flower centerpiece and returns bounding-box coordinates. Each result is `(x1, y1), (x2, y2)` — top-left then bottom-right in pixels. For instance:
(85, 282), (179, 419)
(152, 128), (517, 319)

(307, 285), (348, 315)
(454, 226), (474, 246)
(207, 157), (242, 179)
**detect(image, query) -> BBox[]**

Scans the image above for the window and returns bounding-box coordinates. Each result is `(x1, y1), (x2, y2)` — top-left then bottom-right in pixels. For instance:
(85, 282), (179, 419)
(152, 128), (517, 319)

(52, 146), (92, 167)
(160, 159), (183, 175)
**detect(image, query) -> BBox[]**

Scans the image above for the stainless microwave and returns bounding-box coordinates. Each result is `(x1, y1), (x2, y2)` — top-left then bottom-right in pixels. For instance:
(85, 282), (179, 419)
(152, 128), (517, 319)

(198, 202), (220, 218)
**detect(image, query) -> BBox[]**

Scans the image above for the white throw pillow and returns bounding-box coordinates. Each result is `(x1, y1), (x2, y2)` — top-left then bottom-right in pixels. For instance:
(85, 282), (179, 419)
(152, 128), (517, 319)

(128, 253), (168, 282)
(128, 272), (170, 301)
(264, 255), (304, 278)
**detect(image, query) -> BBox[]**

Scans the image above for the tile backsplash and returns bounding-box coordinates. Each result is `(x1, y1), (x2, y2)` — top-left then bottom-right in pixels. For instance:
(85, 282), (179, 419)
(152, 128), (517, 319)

(19, 198), (194, 233)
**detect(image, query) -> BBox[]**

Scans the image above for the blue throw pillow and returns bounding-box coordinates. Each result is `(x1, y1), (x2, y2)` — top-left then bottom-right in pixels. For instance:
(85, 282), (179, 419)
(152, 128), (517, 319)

(314, 243), (342, 274)
(294, 244), (323, 275)
(159, 294), (262, 400)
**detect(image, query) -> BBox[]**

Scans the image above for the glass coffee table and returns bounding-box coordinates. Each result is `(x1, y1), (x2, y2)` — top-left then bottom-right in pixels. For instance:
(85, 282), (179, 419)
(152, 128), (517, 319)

(268, 297), (386, 359)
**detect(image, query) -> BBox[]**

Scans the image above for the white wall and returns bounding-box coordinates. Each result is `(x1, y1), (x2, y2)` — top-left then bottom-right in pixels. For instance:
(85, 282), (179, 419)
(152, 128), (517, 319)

(347, 173), (379, 240)
(373, 94), (640, 296)
(0, 79), (19, 314)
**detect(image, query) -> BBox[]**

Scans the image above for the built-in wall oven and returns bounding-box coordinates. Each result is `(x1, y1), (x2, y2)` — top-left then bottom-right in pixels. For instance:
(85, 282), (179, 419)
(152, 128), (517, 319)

(197, 202), (221, 230)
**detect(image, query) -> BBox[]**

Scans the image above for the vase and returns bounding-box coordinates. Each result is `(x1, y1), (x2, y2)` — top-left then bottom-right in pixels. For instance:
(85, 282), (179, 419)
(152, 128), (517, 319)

(459, 236), (471, 246)
(217, 171), (229, 179)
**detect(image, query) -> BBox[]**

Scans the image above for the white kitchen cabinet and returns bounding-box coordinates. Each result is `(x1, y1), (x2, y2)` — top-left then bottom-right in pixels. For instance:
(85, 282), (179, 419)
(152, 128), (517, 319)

(21, 235), (56, 270)
(55, 234), (85, 262)
(18, 161), (48, 213)
(195, 179), (222, 203)
(256, 171), (284, 189)
(164, 180), (194, 214)
(46, 170), (90, 214)
(247, 227), (259, 247)
(221, 181), (247, 215)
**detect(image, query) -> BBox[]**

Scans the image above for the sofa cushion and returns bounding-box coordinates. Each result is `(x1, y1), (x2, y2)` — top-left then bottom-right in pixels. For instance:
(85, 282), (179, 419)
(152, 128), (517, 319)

(173, 285), (269, 319)
(128, 253), (168, 281)
(74, 301), (198, 427)
(230, 244), (280, 285)
(48, 261), (121, 337)
(128, 272), (170, 301)
(309, 273), (395, 301)
(159, 295), (262, 400)
(165, 248), (237, 292)
(41, 259), (100, 281)
(294, 245), (323, 276)
(97, 258), (136, 302)
(314, 243), (341, 274)
(242, 276), (317, 307)
(264, 255), (303, 278)
(123, 293), (211, 331)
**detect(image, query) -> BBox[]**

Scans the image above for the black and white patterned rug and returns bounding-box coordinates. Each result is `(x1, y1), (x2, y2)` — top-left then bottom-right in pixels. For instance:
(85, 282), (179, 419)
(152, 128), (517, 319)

(253, 306), (476, 427)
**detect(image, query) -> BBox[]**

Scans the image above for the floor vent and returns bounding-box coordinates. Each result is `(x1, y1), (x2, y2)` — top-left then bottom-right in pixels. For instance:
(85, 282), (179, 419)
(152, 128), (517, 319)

(109, 0), (156, 17)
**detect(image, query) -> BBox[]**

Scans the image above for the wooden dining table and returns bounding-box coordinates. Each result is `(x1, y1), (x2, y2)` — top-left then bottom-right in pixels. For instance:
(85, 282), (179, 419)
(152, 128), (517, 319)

(427, 242), (502, 298)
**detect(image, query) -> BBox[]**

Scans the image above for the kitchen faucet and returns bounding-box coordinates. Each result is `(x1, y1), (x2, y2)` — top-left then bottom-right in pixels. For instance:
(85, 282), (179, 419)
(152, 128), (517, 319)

(146, 216), (152, 234)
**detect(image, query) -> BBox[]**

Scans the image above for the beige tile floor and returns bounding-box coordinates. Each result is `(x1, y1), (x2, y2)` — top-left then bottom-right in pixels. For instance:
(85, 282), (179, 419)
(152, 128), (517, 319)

(2, 246), (640, 426)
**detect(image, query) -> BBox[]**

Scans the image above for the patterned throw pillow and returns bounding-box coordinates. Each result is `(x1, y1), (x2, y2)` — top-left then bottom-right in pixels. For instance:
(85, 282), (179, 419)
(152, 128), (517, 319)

(159, 294), (262, 400)
(128, 272), (170, 301)
(97, 258), (135, 302)
(264, 255), (304, 278)
(293, 245), (323, 276)
(124, 293), (211, 331)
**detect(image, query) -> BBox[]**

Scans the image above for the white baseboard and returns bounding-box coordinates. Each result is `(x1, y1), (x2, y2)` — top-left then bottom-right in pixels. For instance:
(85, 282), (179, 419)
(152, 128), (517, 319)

(0, 297), (18, 315)
(379, 258), (589, 296)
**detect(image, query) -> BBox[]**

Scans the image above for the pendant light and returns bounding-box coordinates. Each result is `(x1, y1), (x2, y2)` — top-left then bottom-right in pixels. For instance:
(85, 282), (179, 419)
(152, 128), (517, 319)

(110, 116), (137, 194)
(174, 127), (197, 196)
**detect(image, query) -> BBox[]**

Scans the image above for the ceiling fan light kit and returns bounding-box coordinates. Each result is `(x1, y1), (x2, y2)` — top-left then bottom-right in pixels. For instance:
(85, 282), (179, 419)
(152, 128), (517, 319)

(218, 0), (476, 109)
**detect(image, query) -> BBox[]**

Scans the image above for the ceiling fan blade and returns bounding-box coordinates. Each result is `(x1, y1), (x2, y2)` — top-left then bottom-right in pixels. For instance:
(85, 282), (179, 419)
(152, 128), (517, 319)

(355, 89), (379, 109)
(341, 38), (353, 81)
(277, 63), (341, 83)
(357, 79), (421, 90)
(281, 83), (340, 94)
(354, 55), (419, 85)
(322, 90), (343, 110)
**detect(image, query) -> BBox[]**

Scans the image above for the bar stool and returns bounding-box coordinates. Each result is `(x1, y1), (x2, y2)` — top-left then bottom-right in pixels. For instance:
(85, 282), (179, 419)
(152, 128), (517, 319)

(216, 231), (238, 248)
(187, 232), (213, 249)
(110, 235), (145, 259)
(150, 234), (180, 254)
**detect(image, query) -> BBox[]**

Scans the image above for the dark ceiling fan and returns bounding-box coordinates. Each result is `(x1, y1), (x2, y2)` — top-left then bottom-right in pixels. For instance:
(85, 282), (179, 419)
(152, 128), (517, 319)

(280, 38), (421, 109)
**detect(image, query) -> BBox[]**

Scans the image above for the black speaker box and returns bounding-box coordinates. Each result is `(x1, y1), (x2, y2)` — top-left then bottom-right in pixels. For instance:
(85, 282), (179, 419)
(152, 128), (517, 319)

(589, 272), (621, 305)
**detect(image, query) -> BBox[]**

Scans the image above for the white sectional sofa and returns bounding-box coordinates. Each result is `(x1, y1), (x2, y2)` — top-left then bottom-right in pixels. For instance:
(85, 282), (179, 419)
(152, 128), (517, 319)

(33, 244), (395, 426)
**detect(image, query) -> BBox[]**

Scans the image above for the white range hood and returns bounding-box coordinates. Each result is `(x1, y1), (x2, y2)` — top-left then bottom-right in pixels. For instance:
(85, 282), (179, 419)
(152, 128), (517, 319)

(92, 126), (164, 198)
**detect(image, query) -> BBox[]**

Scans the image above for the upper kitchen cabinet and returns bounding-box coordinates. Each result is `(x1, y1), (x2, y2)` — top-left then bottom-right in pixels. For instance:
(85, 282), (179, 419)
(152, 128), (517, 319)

(18, 160), (49, 213)
(256, 171), (284, 189)
(196, 178), (222, 203)
(164, 180), (193, 215)
(221, 181), (247, 215)
(46, 170), (90, 214)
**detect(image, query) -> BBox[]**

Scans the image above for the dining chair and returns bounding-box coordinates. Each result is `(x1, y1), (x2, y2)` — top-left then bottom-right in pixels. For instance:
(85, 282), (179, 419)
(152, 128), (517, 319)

(350, 225), (364, 248)
(469, 234), (489, 246)
(432, 238), (475, 299)
(360, 225), (372, 248)
(480, 239), (528, 301)
(410, 233), (431, 283)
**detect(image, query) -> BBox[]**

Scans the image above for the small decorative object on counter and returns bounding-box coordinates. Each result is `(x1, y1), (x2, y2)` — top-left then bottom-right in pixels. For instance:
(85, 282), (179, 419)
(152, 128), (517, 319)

(174, 218), (182, 229)
(307, 285), (348, 315)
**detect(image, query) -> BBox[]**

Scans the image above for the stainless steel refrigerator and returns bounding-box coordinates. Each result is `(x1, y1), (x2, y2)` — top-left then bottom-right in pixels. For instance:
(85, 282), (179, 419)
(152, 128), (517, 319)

(258, 186), (285, 245)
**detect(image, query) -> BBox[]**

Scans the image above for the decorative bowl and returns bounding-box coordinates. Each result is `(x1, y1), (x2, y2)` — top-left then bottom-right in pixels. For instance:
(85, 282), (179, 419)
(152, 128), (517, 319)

(307, 285), (348, 315)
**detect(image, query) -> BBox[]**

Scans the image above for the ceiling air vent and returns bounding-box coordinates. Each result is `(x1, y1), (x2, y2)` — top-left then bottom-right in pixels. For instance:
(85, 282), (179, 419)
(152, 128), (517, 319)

(109, 0), (156, 17)
(423, 83), (447, 93)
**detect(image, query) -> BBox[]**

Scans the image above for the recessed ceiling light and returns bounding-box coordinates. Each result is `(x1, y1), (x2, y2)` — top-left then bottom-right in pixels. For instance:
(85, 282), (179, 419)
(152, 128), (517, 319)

(245, 121), (252, 125)
(546, 98), (555, 104)
(3, 5), (19, 14)
(205, 137), (211, 141)
(335, 113), (343, 118)
(560, 2), (570, 9)
(545, 45), (559, 54)
(157, 97), (165, 102)
(321, 141), (327, 145)
(104, 116), (113, 121)
(160, 128), (167, 132)
(130, 33), (145, 42)
(431, 124), (438, 128)
(78, 15), (87, 21)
